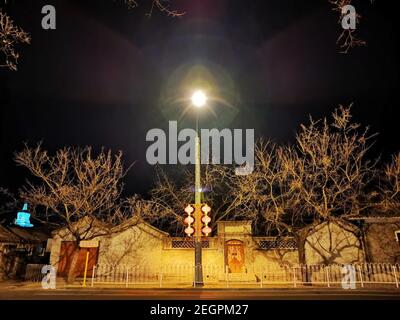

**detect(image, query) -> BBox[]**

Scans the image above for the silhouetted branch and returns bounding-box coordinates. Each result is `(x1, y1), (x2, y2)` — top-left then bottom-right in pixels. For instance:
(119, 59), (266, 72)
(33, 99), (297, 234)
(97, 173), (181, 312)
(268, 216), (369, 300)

(122, 0), (184, 17)
(0, 10), (30, 71)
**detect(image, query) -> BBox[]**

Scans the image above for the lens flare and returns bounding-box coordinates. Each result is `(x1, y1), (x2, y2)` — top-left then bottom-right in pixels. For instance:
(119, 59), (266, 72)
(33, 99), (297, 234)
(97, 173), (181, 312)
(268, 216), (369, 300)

(191, 90), (207, 108)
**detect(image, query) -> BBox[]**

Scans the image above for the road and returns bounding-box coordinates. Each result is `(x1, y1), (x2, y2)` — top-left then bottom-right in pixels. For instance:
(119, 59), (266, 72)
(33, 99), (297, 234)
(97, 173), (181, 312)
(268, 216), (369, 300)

(0, 287), (399, 300)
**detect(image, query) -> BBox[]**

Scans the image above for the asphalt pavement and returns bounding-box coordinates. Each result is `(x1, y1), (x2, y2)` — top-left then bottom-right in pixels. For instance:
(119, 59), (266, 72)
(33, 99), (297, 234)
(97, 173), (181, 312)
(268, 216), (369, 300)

(0, 287), (399, 300)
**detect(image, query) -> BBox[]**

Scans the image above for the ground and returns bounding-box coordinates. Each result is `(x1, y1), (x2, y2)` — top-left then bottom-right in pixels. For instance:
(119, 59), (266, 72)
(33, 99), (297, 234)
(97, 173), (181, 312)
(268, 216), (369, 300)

(0, 282), (399, 300)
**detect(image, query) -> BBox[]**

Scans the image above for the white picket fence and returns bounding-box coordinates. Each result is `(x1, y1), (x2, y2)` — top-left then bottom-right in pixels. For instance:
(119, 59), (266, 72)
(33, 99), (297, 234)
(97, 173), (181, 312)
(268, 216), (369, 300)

(89, 263), (400, 288)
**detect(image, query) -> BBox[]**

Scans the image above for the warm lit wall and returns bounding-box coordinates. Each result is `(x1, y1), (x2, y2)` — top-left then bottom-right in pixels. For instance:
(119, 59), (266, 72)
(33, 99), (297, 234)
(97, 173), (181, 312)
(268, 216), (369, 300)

(50, 218), (400, 280)
(97, 226), (163, 267)
(50, 222), (165, 272)
(251, 248), (299, 269)
(305, 221), (364, 265)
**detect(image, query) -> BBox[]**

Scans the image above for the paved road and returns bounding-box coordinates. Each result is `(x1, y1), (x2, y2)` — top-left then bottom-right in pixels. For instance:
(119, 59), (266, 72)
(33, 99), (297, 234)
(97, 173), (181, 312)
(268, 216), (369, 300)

(1, 287), (399, 300)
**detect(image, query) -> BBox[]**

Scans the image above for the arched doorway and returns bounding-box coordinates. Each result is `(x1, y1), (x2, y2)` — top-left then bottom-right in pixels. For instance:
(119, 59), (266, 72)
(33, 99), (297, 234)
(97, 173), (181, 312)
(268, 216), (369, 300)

(225, 240), (245, 273)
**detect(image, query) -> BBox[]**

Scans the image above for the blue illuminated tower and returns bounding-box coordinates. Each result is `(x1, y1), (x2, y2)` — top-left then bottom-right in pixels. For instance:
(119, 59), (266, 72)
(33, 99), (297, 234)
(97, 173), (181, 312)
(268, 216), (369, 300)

(15, 203), (33, 228)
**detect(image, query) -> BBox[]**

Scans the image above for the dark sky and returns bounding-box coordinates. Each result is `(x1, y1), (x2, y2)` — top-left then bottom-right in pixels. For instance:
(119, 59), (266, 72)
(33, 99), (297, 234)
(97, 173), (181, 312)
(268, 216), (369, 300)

(0, 0), (399, 197)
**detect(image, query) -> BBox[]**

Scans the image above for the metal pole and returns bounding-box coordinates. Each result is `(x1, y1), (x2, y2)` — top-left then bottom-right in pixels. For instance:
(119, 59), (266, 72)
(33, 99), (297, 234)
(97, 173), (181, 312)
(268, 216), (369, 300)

(195, 117), (201, 207)
(194, 115), (204, 287)
(293, 266), (297, 288)
(392, 265), (399, 288)
(357, 265), (364, 288)
(91, 265), (96, 287)
(82, 250), (89, 287)
(325, 266), (330, 288)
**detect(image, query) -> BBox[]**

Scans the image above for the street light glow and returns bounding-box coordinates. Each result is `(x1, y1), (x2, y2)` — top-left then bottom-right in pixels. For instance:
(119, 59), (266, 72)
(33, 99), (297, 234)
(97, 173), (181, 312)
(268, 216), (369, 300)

(191, 90), (207, 108)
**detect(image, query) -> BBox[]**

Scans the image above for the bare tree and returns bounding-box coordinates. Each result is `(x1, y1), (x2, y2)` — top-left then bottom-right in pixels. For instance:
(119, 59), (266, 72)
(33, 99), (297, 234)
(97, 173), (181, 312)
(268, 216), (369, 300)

(0, 10), (30, 71)
(293, 105), (377, 219)
(229, 140), (313, 263)
(150, 163), (252, 235)
(14, 143), (154, 282)
(229, 140), (302, 234)
(228, 106), (377, 265)
(287, 106), (377, 263)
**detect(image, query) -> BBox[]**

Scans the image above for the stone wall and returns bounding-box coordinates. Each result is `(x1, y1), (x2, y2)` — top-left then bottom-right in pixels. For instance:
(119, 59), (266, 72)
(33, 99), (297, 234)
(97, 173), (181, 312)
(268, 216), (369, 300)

(365, 221), (400, 264)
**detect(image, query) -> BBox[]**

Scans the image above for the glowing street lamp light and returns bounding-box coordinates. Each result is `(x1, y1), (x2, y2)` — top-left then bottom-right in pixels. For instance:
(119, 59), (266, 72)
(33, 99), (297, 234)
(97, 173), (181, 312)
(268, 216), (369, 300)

(191, 90), (207, 108)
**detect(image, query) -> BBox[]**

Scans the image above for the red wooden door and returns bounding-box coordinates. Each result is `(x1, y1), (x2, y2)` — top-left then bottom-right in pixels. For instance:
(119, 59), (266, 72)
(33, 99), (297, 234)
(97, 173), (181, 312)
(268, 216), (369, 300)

(58, 241), (98, 277)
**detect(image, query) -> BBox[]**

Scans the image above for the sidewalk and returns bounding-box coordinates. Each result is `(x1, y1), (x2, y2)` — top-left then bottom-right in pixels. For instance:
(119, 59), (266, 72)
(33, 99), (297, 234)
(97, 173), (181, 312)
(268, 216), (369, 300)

(1, 280), (399, 291)
(0, 278), (68, 290)
(0, 281), (42, 290)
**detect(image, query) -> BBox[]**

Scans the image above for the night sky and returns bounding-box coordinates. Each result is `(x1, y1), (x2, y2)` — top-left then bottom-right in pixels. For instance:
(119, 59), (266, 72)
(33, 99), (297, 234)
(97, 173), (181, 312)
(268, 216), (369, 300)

(0, 0), (399, 197)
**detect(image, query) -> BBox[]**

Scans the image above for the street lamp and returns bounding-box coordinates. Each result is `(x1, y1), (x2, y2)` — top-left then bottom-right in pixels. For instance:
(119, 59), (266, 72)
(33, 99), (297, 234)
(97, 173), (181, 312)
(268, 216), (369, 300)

(191, 90), (207, 108)
(191, 89), (207, 287)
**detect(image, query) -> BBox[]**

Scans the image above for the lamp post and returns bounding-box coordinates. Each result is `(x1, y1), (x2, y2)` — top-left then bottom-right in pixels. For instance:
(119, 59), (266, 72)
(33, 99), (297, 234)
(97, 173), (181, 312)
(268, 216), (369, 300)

(191, 89), (207, 287)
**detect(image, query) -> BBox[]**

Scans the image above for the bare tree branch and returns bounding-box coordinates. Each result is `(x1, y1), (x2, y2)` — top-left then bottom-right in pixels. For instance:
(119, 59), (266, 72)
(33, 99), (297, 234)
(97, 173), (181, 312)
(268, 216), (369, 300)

(150, 163), (250, 236)
(0, 10), (30, 71)
(379, 153), (400, 212)
(120, 0), (184, 17)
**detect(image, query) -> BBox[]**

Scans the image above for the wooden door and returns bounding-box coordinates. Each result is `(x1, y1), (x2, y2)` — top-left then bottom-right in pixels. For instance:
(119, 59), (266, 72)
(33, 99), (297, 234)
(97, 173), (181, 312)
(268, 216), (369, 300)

(58, 241), (98, 277)
(225, 240), (245, 273)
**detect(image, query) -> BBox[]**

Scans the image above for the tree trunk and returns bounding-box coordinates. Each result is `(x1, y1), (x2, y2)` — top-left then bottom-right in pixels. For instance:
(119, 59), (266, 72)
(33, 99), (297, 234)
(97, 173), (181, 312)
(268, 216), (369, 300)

(359, 222), (372, 263)
(297, 234), (307, 265)
(296, 230), (310, 284)
(67, 247), (80, 284)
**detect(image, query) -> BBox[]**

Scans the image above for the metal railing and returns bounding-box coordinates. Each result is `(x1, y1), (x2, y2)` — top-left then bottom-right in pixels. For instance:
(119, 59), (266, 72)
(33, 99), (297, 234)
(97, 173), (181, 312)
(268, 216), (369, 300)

(90, 263), (400, 288)
(24, 264), (47, 282)
(22, 262), (400, 288)
(90, 264), (223, 287)
(259, 263), (400, 288)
